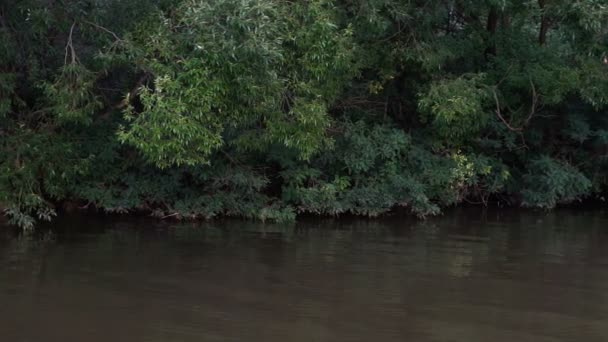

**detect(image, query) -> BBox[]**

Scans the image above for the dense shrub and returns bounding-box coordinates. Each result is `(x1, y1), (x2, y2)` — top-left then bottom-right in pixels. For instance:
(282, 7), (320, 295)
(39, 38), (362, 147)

(1, 0), (607, 228)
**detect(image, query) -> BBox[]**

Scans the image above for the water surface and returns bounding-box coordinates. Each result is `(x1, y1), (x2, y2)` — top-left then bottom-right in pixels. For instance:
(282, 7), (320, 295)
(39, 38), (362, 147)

(2, 209), (608, 341)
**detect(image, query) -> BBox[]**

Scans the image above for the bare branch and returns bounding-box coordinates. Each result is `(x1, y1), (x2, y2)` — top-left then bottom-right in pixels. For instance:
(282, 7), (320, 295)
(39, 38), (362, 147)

(160, 212), (179, 219)
(492, 79), (538, 133)
(524, 78), (538, 126)
(64, 22), (77, 65)
(82, 19), (124, 43)
(492, 87), (522, 132)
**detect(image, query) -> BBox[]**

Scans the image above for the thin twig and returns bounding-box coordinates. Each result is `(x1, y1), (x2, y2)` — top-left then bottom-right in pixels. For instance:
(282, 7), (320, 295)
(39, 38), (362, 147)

(220, 149), (242, 166)
(524, 78), (538, 126)
(379, 23), (406, 42)
(78, 201), (92, 209)
(495, 64), (513, 88)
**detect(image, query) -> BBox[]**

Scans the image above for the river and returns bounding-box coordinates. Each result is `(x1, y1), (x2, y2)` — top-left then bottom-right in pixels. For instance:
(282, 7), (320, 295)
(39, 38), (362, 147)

(1, 208), (608, 341)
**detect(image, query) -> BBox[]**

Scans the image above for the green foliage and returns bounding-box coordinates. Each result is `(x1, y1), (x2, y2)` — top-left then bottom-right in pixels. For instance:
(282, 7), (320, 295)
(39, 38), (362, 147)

(43, 64), (103, 125)
(521, 156), (592, 209)
(0, 129), (92, 229)
(0, 72), (16, 118)
(1, 0), (607, 229)
(118, 0), (357, 166)
(279, 120), (509, 218)
(118, 73), (225, 167)
(418, 74), (490, 142)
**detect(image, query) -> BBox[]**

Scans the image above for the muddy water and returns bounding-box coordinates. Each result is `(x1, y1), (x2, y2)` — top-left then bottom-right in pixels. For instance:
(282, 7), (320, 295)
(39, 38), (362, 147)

(1, 209), (608, 341)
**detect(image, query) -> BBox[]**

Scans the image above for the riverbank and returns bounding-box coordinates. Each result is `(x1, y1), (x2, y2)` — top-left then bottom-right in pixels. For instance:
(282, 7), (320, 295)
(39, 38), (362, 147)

(4, 200), (607, 231)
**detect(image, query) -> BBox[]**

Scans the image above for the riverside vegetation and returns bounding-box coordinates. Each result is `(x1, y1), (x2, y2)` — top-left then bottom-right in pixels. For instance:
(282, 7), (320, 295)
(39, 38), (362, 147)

(1, 0), (607, 229)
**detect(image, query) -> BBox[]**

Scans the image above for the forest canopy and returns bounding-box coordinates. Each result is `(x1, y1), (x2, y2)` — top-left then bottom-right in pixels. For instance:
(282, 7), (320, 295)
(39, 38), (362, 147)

(1, 0), (607, 229)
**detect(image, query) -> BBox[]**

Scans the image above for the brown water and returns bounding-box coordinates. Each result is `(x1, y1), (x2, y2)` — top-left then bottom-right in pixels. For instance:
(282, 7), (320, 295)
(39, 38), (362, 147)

(2, 209), (608, 342)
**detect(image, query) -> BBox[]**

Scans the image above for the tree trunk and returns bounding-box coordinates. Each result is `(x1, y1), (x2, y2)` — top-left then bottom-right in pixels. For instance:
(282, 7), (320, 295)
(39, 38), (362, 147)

(484, 7), (499, 57)
(538, 0), (550, 45)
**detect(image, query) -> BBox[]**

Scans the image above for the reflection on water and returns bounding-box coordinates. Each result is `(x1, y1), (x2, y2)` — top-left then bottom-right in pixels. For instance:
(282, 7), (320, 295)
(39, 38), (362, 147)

(2, 208), (608, 342)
